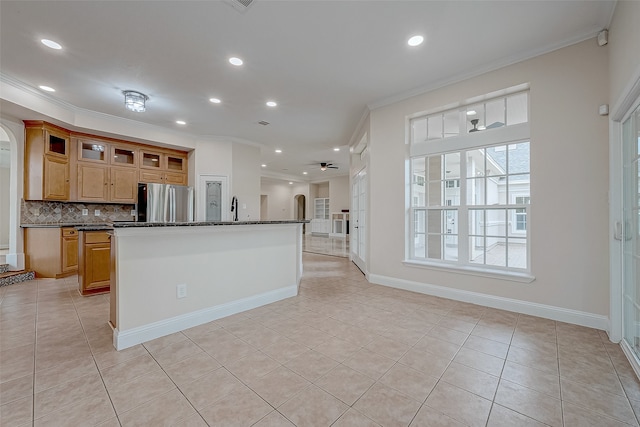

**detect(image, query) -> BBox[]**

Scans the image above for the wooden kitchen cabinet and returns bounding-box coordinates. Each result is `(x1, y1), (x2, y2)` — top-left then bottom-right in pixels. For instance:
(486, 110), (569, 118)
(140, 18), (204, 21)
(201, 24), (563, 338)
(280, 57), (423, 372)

(139, 150), (188, 185)
(24, 121), (71, 201)
(110, 167), (137, 203)
(24, 121), (190, 202)
(25, 227), (78, 278)
(78, 231), (111, 295)
(61, 228), (79, 273)
(77, 163), (109, 201)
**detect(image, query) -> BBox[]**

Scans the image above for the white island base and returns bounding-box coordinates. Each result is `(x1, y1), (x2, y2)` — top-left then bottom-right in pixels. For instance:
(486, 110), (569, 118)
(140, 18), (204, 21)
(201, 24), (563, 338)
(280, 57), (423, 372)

(109, 221), (304, 350)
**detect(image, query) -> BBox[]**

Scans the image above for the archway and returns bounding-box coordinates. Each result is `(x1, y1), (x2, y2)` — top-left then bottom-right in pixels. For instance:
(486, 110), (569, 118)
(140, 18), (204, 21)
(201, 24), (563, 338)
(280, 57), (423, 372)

(0, 119), (25, 271)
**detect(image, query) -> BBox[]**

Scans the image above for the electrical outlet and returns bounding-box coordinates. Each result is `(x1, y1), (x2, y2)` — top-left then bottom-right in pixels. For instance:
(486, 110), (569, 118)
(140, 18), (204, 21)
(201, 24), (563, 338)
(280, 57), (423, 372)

(82, 209), (89, 216)
(94, 209), (101, 216)
(131, 209), (136, 216)
(176, 284), (187, 299)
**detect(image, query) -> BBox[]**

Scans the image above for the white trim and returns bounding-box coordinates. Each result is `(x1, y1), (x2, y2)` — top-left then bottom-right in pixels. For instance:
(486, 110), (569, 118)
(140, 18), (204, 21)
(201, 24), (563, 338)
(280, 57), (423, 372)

(402, 260), (535, 284)
(369, 273), (607, 331)
(609, 67), (640, 343)
(113, 284), (297, 350)
(621, 339), (640, 380)
(197, 174), (229, 222)
(368, 26), (608, 110)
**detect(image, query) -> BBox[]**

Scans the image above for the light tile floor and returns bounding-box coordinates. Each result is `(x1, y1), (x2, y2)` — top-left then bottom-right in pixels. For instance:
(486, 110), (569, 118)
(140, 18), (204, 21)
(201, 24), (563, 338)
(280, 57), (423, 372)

(1, 253), (639, 426)
(303, 235), (349, 258)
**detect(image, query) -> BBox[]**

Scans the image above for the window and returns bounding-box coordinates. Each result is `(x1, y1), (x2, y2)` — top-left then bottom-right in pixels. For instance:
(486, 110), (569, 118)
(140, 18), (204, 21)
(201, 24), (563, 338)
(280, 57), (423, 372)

(407, 89), (531, 275)
(410, 91), (528, 144)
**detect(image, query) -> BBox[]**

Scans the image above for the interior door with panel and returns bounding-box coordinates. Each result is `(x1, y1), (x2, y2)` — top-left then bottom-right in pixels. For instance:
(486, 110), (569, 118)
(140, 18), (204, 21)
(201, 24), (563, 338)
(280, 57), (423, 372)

(351, 167), (367, 273)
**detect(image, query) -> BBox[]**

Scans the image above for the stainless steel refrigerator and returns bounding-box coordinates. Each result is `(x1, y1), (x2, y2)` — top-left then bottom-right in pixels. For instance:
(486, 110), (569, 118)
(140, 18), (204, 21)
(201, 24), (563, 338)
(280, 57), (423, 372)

(136, 183), (194, 223)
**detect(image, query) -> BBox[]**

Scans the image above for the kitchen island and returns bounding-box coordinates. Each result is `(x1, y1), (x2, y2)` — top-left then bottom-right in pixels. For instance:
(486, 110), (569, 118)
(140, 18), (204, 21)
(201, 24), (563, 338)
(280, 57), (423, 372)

(109, 220), (306, 350)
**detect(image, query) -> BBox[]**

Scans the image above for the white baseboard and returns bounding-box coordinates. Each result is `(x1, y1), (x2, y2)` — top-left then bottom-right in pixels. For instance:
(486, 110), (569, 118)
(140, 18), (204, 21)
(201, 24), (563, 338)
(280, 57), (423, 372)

(113, 285), (297, 350)
(621, 339), (640, 380)
(368, 273), (608, 331)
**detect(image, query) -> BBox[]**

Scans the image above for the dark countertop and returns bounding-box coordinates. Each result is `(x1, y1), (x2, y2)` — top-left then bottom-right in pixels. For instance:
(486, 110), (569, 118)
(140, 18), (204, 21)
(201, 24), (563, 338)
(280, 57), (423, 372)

(21, 222), (112, 229)
(111, 220), (309, 228)
(22, 220), (309, 230)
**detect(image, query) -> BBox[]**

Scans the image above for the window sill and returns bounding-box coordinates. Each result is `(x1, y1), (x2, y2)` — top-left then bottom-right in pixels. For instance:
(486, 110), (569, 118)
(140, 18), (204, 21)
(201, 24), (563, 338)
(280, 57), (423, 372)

(402, 259), (536, 283)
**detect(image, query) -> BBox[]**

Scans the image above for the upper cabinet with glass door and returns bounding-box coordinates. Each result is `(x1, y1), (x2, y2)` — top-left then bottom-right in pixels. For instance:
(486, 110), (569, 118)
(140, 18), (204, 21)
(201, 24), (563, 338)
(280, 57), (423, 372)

(111, 145), (137, 168)
(77, 138), (109, 163)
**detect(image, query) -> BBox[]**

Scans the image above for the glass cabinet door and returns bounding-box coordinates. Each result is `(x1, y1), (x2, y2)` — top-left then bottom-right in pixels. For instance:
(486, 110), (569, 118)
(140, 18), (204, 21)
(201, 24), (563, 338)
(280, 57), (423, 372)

(112, 146), (137, 167)
(141, 151), (162, 169)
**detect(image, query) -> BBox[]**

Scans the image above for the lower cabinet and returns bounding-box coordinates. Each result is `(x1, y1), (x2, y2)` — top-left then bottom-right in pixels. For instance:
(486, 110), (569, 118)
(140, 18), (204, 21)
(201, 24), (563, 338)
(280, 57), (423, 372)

(78, 231), (111, 295)
(25, 227), (78, 278)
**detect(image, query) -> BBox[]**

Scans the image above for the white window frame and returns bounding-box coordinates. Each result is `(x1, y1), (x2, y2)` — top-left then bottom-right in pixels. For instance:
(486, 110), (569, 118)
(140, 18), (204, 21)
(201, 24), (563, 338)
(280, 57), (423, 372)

(404, 88), (534, 282)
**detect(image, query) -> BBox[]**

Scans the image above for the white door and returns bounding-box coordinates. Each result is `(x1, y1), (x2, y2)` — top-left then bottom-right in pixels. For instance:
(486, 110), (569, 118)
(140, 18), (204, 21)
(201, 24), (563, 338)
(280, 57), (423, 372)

(198, 175), (229, 222)
(622, 103), (640, 361)
(351, 168), (367, 273)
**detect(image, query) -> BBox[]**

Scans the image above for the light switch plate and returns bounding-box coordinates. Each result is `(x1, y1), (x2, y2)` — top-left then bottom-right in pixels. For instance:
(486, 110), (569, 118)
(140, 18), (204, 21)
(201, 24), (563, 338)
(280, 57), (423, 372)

(131, 209), (136, 216)
(82, 209), (88, 216)
(176, 284), (187, 299)
(94, 209), (101, 216)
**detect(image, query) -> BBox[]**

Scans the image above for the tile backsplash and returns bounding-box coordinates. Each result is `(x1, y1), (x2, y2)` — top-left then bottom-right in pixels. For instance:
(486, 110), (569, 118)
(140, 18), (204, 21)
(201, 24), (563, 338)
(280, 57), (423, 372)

(21, 200), (135, 224)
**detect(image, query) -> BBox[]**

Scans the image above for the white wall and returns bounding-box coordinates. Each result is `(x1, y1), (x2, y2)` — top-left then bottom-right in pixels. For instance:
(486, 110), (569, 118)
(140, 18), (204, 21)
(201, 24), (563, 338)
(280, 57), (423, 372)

(232, 143), (261, 221)
(367, 38), (610, 320)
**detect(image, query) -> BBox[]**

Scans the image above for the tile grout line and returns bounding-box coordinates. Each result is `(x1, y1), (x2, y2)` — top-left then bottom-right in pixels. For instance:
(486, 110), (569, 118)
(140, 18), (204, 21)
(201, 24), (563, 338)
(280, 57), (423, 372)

(68, 280), (123, 427)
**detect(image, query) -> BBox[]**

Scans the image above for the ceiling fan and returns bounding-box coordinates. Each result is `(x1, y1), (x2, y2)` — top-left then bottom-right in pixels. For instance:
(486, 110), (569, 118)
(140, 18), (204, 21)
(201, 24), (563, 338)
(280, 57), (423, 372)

(319, 162), (338, 171)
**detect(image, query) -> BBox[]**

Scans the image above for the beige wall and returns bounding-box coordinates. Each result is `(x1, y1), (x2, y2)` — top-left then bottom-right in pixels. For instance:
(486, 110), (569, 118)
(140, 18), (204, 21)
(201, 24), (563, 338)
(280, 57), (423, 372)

(260, 179), (295, 220)
(232, 143), (261, 220)
(367, 38), (610, 316)
(609, 0), (640, 109)
(329, 176), (350, 212)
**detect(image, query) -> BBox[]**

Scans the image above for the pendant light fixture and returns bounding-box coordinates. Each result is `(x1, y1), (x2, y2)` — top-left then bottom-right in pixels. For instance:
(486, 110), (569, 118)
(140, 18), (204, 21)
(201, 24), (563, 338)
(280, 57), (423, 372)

(122, 90), (148, 112)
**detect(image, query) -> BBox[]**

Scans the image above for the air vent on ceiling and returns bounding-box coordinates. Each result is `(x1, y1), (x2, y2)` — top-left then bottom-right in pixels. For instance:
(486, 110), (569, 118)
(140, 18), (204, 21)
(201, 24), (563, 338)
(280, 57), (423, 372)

(258, 120), (270, 126)
(224, 0), (255, 13)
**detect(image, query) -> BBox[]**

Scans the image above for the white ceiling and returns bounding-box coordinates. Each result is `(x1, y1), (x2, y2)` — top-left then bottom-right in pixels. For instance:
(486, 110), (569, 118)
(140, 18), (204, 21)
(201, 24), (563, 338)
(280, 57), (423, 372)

(0, 0), (615, 182)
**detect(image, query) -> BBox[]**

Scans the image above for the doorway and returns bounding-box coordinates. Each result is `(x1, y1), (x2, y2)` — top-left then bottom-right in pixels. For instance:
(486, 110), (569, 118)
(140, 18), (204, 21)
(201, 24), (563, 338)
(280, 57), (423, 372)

(351, 167), (367, 273)
(260, 195), (268, 220)
(294, 194), (306, 233)
(198, 175), (228, 222)
(622, 102), (640, 363)
(0, 133), (10, 261)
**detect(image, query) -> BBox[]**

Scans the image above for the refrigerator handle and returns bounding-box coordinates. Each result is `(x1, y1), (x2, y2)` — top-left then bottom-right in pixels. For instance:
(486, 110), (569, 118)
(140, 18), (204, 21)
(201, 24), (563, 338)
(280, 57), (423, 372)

(163, 186), (170, 223)
(170, 187), (176, 222)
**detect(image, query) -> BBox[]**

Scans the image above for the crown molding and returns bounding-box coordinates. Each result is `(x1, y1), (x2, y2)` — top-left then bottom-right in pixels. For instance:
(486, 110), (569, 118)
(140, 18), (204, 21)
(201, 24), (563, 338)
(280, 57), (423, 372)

(367, 27), (603, 111)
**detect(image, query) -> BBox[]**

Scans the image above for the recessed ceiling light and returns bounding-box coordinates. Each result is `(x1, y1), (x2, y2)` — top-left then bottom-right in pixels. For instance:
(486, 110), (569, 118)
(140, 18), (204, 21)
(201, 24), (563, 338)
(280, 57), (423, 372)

(209, 98), (221, 104)
(229, 57), (243, 66)
(466, 110), (477, 116)
(41, 39), (62, 50)
(407, 35), (424, 47)
(333, 148), (340, 152)
(39, 85), (55, 92)
(289, 182), (293, 185)
(176, 120), (186, 125)
(303, 172), (308, 175)
(261, 164), (267, 168)
(266, 101), (277, 107)
(275, 149), (282, 153)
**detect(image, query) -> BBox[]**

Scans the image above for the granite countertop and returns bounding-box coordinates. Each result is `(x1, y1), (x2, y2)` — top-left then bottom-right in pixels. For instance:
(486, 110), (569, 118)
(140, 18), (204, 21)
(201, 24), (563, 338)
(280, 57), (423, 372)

(21, 222), (112, 229)
(111, 219), (309, 228)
